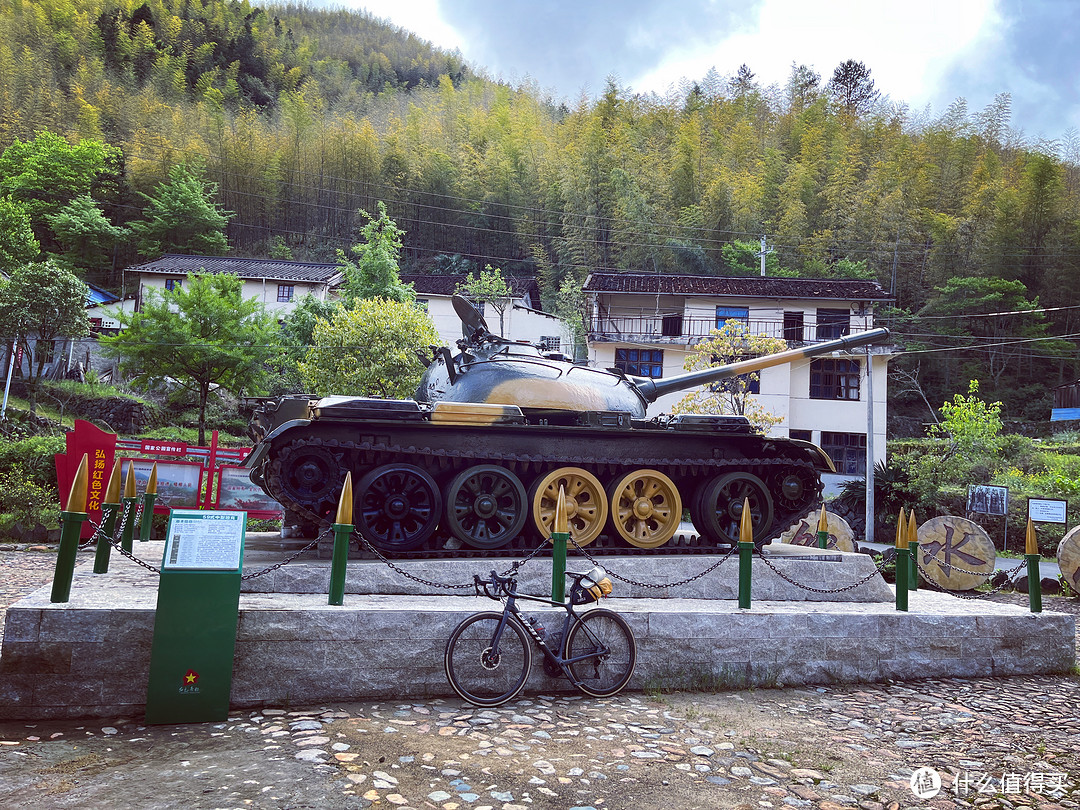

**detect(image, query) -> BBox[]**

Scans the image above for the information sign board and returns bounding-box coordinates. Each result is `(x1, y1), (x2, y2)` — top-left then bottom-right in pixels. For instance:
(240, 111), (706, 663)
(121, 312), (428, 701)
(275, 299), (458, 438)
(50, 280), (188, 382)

(215, 465), (283, 513)
(1028, 498), (1068, 524)
(145, 510), (245, 724)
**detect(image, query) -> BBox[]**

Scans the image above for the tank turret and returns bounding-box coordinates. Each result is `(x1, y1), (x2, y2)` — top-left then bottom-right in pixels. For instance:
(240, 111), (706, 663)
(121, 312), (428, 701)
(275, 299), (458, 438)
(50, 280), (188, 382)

(247, 296), (892, 557)
(414, 295), (888, 419)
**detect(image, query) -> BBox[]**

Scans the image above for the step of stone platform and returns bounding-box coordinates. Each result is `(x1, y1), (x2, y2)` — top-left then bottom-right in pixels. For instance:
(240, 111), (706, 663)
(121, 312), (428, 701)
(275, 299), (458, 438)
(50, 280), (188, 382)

(240, 541), (891, 602)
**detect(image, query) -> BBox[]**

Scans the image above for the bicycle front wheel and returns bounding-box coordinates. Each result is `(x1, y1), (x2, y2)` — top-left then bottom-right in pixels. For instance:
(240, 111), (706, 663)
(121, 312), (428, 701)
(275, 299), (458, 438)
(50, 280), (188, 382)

(564, 608), (636, 698)
(445, 611), (532, 706)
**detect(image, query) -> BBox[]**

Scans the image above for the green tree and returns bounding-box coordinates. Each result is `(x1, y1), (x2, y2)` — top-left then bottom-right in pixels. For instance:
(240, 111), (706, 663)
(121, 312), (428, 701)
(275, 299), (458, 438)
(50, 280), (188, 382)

(128, 164), (232, 257)
(47, 195), (126, 277)
(274, 294), (341, 393)
(0, 131), (118, 250)
(670, 321), (787, 433)
(338, 202), (414, 304)
(299, 297), (439, 397)
(0, 197), (39, 270)
(455, 265), (513, 335)
(0, 261), (90, 413)
(100, 273), (275, 444)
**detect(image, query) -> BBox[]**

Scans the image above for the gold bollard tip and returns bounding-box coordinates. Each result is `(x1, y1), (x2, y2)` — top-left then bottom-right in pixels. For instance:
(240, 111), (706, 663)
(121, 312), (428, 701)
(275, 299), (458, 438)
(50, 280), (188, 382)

(146, 463), (158, 496)
(104, 460), (122, 504)
(895, 507), (908, 549)
(739, 497), (753, 544)
(1026, 517), (1038, 556)
(335, 472), (354, 525)
(554, 485), (568, 534)
(817, 504), (828, 533)
(123, 460), (137, 499)
(65, 454), (90, 513)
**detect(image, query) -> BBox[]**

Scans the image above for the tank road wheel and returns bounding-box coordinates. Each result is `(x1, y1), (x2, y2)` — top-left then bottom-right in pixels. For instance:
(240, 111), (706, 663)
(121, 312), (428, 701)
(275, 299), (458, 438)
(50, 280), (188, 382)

(355, 464), (443, 553)
(607, 469), (682, 549)
(530, 467), (609, 547)
(277, 445), (343, 511)
(694, 472), (774, 548)
(769, 465), (820, 515)
(444, 465), (528, 549)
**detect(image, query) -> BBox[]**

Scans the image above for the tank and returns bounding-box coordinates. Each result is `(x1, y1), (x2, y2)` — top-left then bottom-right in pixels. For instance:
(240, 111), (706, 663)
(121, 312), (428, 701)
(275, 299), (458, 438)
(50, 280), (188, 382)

(246, 296), (890, 555)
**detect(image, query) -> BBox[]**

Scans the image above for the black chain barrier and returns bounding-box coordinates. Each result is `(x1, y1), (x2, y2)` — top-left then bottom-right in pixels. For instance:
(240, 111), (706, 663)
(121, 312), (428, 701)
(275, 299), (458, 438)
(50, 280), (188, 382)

(756, 550), (893, 594)
(914, 552), (1028, 600)
(568, 534), (738, 589)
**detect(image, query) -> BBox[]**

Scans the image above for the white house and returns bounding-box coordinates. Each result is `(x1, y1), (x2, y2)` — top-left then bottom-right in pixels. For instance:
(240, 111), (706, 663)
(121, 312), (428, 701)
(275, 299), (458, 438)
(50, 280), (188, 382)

(583, 273), (896, 485)
(400, 274), (572, 352)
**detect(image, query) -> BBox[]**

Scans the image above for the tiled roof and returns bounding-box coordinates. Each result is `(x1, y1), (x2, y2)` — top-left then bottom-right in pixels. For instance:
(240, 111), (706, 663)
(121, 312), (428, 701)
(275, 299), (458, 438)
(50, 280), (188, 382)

(401, 274), (541, 308)
(583, 273), (891, 301)
(128, 255), (341, 284)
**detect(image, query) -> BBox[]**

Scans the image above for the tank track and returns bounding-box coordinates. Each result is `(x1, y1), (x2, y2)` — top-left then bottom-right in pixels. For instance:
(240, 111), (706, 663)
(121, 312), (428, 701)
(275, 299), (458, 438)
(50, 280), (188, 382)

(262, 434), (822, 559)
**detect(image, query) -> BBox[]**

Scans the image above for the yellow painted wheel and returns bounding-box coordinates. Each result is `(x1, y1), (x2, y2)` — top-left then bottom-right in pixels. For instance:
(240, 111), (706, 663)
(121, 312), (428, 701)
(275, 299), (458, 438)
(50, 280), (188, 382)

(608, 469), (682, 549)
(530, 467), (608, 547)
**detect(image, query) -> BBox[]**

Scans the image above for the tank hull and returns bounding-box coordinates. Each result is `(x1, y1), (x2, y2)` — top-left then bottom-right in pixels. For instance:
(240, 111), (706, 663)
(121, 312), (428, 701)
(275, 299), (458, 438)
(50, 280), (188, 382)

(249, 397), (831, 555)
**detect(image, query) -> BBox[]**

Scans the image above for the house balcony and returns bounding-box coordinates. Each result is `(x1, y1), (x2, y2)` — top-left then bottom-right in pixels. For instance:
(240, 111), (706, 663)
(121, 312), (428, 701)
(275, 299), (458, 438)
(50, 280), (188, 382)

(587, 314), (860, 346)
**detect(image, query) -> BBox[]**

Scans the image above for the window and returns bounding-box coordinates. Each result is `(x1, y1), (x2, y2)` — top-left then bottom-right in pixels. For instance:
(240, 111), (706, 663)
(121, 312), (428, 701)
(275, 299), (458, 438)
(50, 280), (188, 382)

(164, 277), (183, 291)
(539, 336), (561, 352)
(789, 429), (812, 442)
(615, 348), (663, 378)
(816, 308), (850, 339)
(715, 306), (749, 330)
(783, 311), (805, 342)
(415, 298), (429, 312)
(277, 284), (295, 302)
(661, 313), (683, 337)
(820, 431), (866, 475)
(711, 373), (759, 395)
(810, 358), (861, 400)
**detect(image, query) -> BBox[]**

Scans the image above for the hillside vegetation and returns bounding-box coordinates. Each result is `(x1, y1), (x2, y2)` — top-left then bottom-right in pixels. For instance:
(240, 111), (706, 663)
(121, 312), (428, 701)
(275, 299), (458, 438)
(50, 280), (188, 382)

(1, 0), (1080, 419)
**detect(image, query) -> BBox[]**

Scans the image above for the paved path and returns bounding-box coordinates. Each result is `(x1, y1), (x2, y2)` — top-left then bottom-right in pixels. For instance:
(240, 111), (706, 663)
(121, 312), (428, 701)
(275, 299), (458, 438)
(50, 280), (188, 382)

(1, 547), (1078, 810)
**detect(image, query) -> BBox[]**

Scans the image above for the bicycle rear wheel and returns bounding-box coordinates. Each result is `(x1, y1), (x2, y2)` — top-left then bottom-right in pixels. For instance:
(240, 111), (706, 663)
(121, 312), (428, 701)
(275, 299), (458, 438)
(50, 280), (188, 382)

(445, 611), (532, 706)
(564, 608), (636, 698)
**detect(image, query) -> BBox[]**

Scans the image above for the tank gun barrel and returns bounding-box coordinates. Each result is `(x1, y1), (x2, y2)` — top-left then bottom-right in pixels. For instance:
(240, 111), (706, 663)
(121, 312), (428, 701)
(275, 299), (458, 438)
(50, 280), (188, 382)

(631, 327), (891, 403)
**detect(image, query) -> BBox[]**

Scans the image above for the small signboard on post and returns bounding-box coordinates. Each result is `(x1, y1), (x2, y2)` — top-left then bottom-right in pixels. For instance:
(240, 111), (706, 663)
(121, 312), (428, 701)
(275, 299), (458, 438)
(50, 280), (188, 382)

(145, 510), (246, 724)
(967, 485), (1008, 516)
(1028, 498), (1068, 524)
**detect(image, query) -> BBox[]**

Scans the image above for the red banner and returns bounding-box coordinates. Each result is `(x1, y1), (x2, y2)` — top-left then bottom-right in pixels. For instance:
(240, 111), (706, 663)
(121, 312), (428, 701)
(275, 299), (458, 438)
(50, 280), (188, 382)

(55, 419), (117, 537)
(140, 440), (189, 455)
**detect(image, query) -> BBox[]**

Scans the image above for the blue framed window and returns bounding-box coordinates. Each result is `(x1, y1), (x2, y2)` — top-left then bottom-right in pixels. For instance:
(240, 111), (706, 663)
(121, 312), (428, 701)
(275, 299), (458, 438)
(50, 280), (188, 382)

(164, 277), (183, 291)
(715, 306), (748, 330)
(277, 284), (295, 302)
(615, 348), (663, 378)
(816, 308), (850, 339)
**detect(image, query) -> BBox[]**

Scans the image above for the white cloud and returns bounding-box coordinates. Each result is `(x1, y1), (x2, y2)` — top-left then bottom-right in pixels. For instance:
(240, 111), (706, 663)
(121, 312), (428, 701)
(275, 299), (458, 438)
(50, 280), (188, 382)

(629, 0), (999, 105)
(355, 0), (466, 52)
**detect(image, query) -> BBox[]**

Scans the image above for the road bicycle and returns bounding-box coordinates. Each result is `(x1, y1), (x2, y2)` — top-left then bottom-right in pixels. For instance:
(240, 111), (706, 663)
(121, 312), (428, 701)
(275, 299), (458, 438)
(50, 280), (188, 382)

(444, 567), (637, 706)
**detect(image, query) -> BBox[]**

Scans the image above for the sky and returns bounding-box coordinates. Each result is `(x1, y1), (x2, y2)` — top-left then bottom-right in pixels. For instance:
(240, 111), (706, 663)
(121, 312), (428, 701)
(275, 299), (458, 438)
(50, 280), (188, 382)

(344, 0), (1079, 143)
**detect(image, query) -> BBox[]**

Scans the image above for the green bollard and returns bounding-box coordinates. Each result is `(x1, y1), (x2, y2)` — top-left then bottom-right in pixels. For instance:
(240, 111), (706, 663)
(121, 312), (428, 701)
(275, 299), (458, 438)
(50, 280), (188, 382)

(907, 510), (919, 592)
(139, 463), (158, 542)
(551, 485), (568, 603)
(120, 461), (137, 553)
(894, 507), (908, 612)
(1025, 517), (1042, 613)
(93, 461), (123, 575)
(737, 497), (753, 609)
(329, 473), (353, 606)
(52, 455), (89, 604)
(816, 504), (829, 549)
(93, 502), (120, 574)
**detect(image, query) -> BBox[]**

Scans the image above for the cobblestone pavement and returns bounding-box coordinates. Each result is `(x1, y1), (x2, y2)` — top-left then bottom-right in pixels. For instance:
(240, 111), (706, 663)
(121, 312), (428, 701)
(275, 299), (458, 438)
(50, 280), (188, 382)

(1, 547), (1079, 810)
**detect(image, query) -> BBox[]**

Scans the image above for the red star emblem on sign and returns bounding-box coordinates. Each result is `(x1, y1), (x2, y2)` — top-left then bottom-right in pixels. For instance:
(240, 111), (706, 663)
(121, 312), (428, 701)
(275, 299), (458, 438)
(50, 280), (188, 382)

(183, 669), (199, 686)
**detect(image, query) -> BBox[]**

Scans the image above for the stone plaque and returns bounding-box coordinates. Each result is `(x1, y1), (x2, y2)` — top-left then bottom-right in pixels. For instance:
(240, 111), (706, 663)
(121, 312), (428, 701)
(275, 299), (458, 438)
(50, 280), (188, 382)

(1056, 525), (1080, 595)
(779, 510), (856, 552)
(916, 516), (996, 590)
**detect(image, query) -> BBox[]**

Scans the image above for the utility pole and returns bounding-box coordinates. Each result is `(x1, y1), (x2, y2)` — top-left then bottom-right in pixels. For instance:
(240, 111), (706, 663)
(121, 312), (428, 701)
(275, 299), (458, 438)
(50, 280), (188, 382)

(864, 343), (875, 545)
(756, 234), (774, 277)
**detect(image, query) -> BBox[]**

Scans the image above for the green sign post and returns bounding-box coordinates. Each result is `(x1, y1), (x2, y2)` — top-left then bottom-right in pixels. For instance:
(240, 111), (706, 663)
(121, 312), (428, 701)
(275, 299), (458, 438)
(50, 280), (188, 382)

(145, 509), (246, 724)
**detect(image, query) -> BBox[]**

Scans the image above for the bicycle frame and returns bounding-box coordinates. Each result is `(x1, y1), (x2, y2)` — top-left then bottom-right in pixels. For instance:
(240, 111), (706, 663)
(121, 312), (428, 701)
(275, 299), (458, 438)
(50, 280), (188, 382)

(482, 576), (610, 685)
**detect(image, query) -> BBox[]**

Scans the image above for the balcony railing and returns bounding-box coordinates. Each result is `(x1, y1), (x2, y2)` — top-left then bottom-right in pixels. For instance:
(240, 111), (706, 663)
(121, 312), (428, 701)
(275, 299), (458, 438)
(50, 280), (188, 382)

(588, 314), (870, 345)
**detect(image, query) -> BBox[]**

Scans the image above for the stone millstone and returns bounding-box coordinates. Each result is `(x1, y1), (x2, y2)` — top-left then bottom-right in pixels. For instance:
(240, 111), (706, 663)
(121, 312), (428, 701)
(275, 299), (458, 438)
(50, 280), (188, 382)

(1055, 525), (1080, 595)
(778, 509), (856, 552)
(916, 516), (996, 590)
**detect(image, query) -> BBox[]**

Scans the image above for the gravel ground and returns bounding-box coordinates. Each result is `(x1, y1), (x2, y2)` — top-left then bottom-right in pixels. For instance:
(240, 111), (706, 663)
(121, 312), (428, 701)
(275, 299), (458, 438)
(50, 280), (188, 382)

(1, 546), (1078, 810)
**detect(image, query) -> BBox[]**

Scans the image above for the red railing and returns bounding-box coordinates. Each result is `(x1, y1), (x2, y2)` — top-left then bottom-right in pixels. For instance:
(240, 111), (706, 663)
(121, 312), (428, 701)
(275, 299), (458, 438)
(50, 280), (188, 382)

(588, 314), (872, 344)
